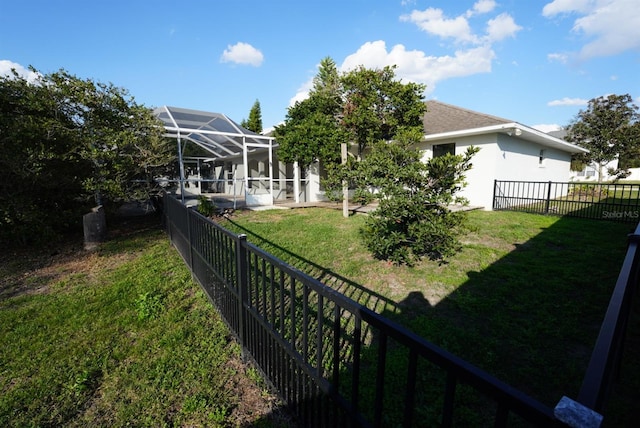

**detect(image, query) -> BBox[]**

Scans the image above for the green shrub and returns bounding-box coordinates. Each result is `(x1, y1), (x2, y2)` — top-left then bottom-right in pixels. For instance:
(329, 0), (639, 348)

(356, 137), (478, 265)
(196, 196), (217, 217)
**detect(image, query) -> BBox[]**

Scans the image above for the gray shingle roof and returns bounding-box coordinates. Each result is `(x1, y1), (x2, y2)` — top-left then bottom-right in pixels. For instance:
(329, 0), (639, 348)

(423, 100), (513, 135)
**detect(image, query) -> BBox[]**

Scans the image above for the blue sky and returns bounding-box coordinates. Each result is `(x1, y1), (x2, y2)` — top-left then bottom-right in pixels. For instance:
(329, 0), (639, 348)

(1, 0), (639, 132)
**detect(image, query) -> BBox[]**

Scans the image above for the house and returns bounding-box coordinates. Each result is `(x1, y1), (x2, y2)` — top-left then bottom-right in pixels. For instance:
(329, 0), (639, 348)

(413, 101), (589, 210)
(157, 102), (589, 211)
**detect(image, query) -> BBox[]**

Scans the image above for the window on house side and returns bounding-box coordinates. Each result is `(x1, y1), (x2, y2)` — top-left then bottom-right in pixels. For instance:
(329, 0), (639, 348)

(539, 149), (545, 166)
(433, 143), (456, 157)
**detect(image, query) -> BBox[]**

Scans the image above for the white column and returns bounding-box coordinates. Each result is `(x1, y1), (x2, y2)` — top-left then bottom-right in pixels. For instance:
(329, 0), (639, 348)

(294, 161), (300, 203)
(242, 137), (249, 200)
(268, 139), (274, 205)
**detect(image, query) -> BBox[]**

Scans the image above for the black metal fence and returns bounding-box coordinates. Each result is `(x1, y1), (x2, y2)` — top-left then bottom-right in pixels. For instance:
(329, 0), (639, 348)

(493, 180), (640, 222)
(577, 222), (640, 413)
(163, 194), (574, 427)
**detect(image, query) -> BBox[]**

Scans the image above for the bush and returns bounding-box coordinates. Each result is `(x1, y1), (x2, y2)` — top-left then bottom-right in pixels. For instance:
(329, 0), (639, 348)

(355, 138), (478, 265)
(196, 196), (217, 217)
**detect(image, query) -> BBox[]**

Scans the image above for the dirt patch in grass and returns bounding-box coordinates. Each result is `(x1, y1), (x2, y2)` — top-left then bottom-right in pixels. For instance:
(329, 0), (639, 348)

(0, 216), (154, 301)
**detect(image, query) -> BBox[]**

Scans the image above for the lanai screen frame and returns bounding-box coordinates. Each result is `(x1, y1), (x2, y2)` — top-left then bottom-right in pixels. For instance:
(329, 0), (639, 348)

(155, 106), (276, 205)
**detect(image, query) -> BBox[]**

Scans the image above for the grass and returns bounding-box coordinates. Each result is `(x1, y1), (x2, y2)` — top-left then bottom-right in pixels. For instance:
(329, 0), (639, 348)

(219, 207), (638, 425)
(0, 217), (289, 427)
(3, 208), (636, 426)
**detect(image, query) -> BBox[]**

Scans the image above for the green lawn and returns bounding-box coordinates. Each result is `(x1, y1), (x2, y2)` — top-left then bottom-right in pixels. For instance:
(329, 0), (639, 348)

(2, 209), (636, 426)
(0, 219), (288, 427)
(220, 207), (637, 424)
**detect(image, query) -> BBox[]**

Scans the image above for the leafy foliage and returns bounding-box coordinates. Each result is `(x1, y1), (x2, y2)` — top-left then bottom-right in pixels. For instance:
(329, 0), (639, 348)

(196, 195), (217, 217)
(275, 59), (427, 170)
(275, 57), (346, 169)
(0, 67), (173, 245)
(566, 93), (640, 181)
(341, 65), (426, 157)
(356, 135), (479, 265)
(276, 57), (476, 263)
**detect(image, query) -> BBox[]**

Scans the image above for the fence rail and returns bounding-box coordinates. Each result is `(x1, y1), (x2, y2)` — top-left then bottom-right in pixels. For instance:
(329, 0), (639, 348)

(578, 222), (640, 412)
(162, 193), (577, 427)
(493, 180), (640, 222)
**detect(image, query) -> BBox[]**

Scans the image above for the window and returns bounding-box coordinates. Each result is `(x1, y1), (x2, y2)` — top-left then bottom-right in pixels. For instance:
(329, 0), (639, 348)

(433, 143), (455, 157)
(538, 149), (545, 166)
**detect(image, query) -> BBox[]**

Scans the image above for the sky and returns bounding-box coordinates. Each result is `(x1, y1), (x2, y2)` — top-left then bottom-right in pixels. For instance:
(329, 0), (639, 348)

(1, 0), (639, 133)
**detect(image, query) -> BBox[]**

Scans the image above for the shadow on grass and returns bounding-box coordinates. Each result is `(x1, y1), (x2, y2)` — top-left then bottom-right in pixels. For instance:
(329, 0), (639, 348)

(224, 218), (401, 316)
(229, 209), (640, 427)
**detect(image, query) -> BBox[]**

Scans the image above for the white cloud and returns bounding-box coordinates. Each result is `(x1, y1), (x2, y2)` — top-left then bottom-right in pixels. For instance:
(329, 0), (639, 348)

(291, 5), (518, 109)
(220, 42), (264, 67)
(487, 13), (522, 42)
(341, 41), (494, 91)
(400, 6), (521, 45)
(289, 41), (496, 105)
(548, 97), (589, 106)
(467, 0), (497, 17)
(485, 13), (522, 42)
(0, 60), (40, 82)
(288, 78), (314, 107)
(532, 123), (563, 132)
(542, 0), (593, 17)
(400, 8), (478, 44)
(547, 52), (569, 63)
(542, 0), (640, 60)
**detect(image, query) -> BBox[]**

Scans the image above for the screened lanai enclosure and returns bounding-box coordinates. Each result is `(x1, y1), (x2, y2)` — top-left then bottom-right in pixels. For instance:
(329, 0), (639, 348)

(154, 106), (312, 207)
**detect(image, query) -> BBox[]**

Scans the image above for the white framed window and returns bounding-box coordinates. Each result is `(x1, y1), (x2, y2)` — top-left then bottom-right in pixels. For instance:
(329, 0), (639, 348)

(538, 149), (545, 167)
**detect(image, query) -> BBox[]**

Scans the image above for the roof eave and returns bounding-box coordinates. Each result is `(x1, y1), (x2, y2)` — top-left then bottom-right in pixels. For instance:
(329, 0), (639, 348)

(423, 122), (589, 154)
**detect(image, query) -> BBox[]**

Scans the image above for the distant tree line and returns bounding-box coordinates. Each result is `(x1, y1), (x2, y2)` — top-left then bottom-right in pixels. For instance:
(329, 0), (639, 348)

(0, 67), (174, 246)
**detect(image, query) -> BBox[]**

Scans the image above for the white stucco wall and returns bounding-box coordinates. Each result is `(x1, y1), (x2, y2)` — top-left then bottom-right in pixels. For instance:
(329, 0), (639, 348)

(419, 133), (574, 210)
(623, 167), (640, 182)
(296, 133), (577, 209)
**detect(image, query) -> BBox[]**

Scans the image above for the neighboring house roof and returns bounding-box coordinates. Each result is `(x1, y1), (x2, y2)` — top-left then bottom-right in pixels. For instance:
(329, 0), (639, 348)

(422, 100), (588, 154)
(547, 129), (567, 139)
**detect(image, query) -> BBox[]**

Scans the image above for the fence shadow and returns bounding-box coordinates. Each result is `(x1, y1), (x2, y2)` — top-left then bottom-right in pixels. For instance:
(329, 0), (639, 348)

(244, 213), (636, 427)
(224, 218), (401, 317)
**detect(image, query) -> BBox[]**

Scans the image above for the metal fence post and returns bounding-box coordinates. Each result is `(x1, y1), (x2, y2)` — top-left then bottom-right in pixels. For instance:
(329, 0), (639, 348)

(187, 207), (194, 271)
(545, 181), (552, 214)
(236, 234), (248, 357)
(492, 179), (497, 210)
